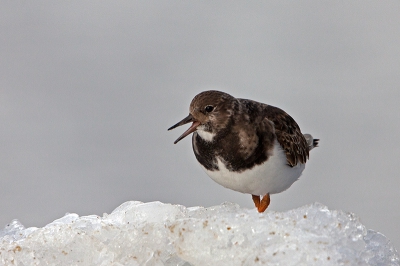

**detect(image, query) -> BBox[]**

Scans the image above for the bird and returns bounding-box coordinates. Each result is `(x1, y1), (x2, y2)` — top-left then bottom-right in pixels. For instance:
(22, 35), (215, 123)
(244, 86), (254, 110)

(168, 90), (318, 213)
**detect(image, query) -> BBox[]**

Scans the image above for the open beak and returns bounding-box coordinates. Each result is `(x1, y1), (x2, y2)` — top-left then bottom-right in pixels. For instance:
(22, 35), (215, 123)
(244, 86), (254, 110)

(168, 114), (201, 144)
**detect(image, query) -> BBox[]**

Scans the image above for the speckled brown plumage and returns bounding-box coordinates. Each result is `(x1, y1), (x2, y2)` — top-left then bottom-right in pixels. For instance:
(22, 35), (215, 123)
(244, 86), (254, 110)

(168, 90), (319, 213)
(262, 104), (309, 167)
(180, 91), (312, 170)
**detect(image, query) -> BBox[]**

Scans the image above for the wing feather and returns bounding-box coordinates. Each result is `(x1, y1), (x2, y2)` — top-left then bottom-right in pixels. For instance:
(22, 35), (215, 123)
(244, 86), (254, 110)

(264, 105), (309, 166)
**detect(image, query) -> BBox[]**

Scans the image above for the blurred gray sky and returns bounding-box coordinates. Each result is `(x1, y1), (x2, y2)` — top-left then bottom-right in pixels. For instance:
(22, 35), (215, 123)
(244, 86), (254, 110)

(1, 1), (399, 249)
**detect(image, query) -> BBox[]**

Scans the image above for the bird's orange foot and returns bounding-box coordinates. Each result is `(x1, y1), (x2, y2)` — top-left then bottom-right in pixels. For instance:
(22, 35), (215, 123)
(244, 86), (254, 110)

(257, 194), (270, 213)
(252, 194), (260, 209)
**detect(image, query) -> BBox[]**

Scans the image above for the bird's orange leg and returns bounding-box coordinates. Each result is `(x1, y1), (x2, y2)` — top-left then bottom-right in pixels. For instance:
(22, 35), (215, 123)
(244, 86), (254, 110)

(252, 194), (260, 209)
(258, 194), (270, 213)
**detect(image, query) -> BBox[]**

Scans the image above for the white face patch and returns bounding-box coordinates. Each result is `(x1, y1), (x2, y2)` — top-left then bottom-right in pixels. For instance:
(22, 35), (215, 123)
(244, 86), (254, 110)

(196, 125), (216, 142)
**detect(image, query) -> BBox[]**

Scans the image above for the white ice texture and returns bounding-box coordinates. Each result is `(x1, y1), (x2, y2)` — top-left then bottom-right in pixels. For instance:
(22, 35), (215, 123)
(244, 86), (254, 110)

(0, 202), (398, 266)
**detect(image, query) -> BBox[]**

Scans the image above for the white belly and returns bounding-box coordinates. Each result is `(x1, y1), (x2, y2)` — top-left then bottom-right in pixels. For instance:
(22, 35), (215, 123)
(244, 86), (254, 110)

(201, 140), (305, 195)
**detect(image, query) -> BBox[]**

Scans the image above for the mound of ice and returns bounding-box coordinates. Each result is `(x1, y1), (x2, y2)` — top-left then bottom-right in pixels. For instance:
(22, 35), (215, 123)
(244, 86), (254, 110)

(0, 202), (398, 266)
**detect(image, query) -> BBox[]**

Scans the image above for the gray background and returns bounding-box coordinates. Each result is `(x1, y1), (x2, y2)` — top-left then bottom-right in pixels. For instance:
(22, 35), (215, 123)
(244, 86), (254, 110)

(1, 1), (399, 249)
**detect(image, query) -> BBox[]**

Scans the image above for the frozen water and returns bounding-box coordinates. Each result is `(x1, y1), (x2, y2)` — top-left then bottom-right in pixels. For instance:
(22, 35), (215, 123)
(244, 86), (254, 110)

(0, 201), (398, 266)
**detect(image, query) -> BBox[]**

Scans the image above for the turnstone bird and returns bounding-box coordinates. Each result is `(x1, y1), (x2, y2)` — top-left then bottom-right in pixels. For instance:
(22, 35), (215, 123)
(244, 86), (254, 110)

(168, 90), (319, 213)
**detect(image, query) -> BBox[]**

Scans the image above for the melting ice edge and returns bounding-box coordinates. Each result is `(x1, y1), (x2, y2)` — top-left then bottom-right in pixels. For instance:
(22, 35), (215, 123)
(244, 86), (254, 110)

(0, 201), (399, 266)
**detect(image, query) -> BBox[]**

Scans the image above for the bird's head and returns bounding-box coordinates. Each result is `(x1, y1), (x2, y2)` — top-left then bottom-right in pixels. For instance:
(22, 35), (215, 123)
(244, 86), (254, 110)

(168, 90), (237, 144)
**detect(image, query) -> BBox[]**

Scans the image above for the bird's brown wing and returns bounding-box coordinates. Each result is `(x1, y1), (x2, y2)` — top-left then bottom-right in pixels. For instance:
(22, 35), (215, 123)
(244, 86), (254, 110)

(264, 105), (309, 166)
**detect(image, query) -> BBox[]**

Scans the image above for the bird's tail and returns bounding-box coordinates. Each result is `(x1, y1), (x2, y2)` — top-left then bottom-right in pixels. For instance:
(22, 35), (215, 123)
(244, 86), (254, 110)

(303, 134), (319, 151)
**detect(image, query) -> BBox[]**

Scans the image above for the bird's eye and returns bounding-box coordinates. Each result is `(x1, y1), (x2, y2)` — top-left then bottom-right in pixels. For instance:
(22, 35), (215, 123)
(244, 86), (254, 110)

(204, 105), (214, 113)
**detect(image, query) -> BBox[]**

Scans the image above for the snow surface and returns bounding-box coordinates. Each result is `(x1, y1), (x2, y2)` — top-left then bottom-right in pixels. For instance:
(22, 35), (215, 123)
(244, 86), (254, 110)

(0, 201), (398, 266)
